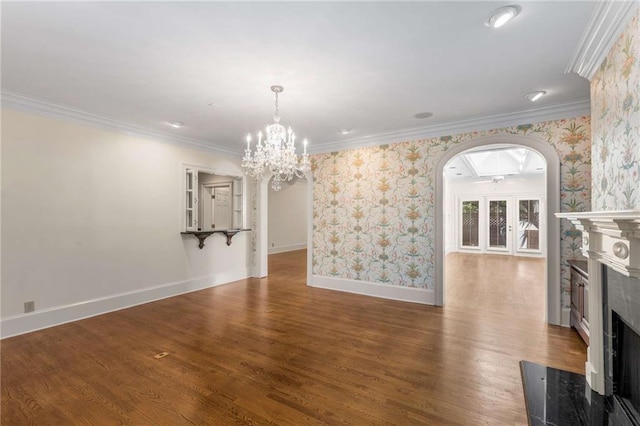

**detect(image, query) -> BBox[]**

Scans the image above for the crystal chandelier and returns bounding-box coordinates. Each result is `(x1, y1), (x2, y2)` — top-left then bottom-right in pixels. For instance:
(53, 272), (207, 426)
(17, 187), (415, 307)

(241, 85), (310, 191)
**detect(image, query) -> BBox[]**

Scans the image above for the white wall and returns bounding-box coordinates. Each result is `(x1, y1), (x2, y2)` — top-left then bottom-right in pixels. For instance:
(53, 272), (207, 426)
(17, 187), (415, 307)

(1, 109), (253, 337)
(445, 174), (545, 255)
(268, 178), (307, 254)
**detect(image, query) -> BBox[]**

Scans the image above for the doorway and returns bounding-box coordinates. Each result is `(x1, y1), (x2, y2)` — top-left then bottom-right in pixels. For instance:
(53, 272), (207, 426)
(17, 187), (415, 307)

(255, 174), (311, 279)
(267, 177), (308, 254)
(435, 135), (561, 325)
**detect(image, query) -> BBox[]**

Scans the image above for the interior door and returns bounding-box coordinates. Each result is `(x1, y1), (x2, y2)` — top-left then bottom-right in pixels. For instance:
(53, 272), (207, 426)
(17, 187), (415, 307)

(213, 187), (231, 229)
(202, 186), (213, 230)
(487, 198), (512, 253)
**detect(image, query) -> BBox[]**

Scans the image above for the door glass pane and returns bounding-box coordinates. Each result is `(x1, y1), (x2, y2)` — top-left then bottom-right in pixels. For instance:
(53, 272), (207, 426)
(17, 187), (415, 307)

(518, 199), (540, 250)
(489, 200), (507, 248)
(461, 201), (479, 247)
(186, 170), (193, 190)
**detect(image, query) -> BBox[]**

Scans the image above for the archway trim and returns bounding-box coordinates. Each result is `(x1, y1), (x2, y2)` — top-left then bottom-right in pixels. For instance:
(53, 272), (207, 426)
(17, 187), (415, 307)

(434, 134), (561, 325)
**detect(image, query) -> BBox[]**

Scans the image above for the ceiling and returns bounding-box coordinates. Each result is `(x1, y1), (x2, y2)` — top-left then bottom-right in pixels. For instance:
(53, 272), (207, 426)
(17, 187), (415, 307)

(1, 2), (595, 155)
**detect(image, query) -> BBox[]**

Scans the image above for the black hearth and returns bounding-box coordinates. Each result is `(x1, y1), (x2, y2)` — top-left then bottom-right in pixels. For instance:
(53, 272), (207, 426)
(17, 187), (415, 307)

(521, 265), (640, 426)
(520, 361), (608, 426)
(603, 267), (640, 425)
(608, 312), (640, 425)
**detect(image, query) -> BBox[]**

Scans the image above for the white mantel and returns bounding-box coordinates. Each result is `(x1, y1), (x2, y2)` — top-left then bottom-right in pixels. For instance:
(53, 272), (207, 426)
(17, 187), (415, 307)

(556, 210), (640, 394)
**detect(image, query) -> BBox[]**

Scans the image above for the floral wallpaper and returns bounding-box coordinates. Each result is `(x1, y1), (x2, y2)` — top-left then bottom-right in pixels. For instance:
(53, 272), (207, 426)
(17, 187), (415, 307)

(312, 116), (591, 309)
(591, 10), (640, 210)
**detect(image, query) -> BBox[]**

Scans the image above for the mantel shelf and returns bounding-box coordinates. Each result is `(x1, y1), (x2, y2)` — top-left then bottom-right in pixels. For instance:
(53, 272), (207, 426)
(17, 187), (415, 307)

(181, 229), (251, 249)
(555, 210), (640, 278)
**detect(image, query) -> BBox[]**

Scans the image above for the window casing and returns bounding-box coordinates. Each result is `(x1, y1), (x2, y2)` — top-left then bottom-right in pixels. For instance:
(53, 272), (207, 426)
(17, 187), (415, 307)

(183, 166), (245, 232)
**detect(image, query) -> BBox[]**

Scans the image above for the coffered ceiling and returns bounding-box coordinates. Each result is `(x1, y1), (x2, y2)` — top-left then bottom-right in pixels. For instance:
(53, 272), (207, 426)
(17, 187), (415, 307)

(1, 2), (595, 155)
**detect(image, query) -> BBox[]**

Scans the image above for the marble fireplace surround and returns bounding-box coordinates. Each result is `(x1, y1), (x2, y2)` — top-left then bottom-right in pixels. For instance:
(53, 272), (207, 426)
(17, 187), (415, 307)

(556, 210), (640, 395)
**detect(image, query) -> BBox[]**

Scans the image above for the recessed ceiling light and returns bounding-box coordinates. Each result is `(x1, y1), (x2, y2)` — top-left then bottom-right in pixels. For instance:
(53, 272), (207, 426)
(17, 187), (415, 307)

(168, 121), (184, 129)
(526, 91), (547, 102)
(485, 5), (520, 28)
(414, 112), (433, 119)
(449, 166), (457, 169)
(339, 129), (352, 135)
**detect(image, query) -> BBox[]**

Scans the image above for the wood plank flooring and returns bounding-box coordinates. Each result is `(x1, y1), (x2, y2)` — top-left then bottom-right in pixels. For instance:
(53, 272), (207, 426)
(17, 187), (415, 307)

(1, 250), (586, 425)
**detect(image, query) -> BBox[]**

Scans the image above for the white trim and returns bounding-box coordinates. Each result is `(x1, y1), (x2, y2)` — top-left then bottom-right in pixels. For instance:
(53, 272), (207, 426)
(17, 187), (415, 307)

(306, 172), (314, 287)
(566, 0), (639, 80)
(586, 257), (605, 394)
(2, 91), (590, 159)
(268, 243), (307, 254)
(0, 268), (251, 339)
(557, 210), (640, 278)
(254, 176), (270, 278)
(556, 209), (640, 221)
(309, 101), (590, 154)
(203, 181), (234, 189)
(562, 307), (571, 328)
(309, 275), (435, 305)
(181, 163), (244, 180)
(1, 91), (239, 157)
(436, 135), (561, 325)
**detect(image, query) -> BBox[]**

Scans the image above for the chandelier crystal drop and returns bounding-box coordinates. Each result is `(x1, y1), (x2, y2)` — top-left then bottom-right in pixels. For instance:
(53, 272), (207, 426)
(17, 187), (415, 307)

(241, 85), (310, 191)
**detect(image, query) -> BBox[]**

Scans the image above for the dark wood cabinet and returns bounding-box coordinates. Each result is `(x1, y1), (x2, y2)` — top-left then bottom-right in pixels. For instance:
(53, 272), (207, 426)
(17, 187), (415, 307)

(569, 260), (589, 345)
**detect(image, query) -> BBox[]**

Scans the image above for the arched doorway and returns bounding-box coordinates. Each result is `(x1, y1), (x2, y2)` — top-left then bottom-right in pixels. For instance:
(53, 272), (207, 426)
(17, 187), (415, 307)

(435, 135), (562, 325)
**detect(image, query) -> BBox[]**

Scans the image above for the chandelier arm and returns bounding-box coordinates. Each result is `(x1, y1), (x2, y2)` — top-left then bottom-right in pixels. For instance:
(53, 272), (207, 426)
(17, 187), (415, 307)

(242, 85), (309, 191)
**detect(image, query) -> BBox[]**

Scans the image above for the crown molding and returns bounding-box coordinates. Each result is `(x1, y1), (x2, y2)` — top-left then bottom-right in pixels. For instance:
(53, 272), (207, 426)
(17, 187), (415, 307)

(310, 99), (590, 154)
(566, 0), (639, 80)
(1, 91), (239, 157)
(2, 91), (590, 158)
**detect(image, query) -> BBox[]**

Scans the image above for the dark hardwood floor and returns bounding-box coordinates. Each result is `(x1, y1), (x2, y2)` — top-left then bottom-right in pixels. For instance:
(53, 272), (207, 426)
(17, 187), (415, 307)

(1, 250), (586, 425)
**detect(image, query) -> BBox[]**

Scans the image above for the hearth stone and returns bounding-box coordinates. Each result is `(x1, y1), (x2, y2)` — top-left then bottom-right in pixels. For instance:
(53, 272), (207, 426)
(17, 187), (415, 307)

(520, 361), (609, 426)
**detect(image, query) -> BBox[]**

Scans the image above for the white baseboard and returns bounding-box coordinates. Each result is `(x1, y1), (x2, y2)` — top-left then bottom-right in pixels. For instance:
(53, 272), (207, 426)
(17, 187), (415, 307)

(561, 307), (571, 328)
(268, 243), (307, 255)
(0, 268), (250, 339)
(250, 267), (265, 278)
(309, 275), (435, 305)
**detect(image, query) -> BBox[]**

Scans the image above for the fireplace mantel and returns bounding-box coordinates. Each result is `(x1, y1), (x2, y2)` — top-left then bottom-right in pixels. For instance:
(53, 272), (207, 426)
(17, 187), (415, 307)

(557, 210), (640, 278)
(555, 210), (640, 395)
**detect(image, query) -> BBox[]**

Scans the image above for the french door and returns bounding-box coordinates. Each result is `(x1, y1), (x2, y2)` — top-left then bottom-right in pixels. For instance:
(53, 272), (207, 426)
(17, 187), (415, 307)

(458, 196), (542, 256)
(487, 198), (512, 253)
